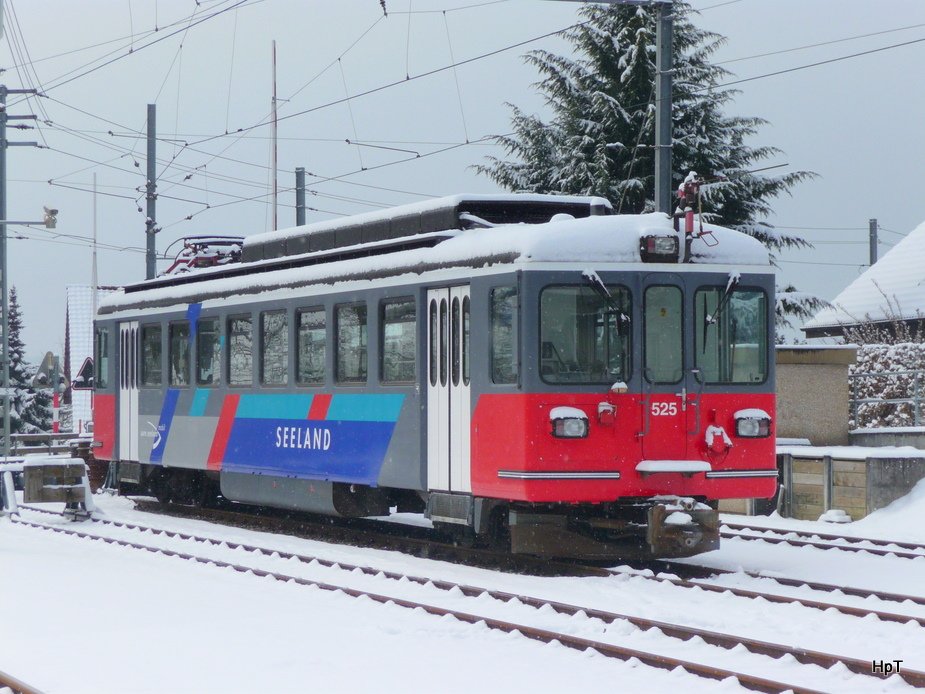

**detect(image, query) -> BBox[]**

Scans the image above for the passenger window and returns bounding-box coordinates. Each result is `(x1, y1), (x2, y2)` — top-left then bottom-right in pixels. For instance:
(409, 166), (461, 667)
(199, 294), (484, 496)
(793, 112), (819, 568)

(381, 299), (415, 383)
(95, 327), (110, 389)
(261, 311), (288, 385)
(196, 318), (221, 386)
(462, 296), (470, 386)
(140, 325), (162, 386)
(644, 286), (683, 383)
(439, 299), (448, 387)
(429, 299), (438, 387)
(490, 286), (518, 384)
(228, 316), (253, 386)
(336, 303), (367, 384)
(297, 308), (325, 385)
(169, 322), (191, 386)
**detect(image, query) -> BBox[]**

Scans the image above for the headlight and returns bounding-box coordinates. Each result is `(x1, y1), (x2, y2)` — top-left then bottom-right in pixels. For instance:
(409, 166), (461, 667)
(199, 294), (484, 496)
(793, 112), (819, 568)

(734, 408), (772, 438)
(552, 417), (589, 438)
(735, 417), (771, 438)
(549, 406), (589, 438)
(639, 234), (680, 262)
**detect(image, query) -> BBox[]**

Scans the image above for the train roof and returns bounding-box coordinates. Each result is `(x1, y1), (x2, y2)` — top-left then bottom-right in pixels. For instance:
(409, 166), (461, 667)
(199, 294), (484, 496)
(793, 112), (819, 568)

(99, 201), (771, 315)
(242, 193), (613, 263)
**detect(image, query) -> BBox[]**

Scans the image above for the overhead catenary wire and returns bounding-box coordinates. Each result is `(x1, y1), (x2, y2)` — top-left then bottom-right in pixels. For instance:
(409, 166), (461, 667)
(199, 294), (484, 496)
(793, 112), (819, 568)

(7, 0), (258, 105)
(18, 3), (925, 235)
(443, 11), (470, 143)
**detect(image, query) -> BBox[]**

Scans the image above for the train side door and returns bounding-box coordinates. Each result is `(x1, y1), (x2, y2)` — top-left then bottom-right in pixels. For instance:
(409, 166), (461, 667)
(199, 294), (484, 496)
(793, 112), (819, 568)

(640, 278), (694, 460)
(118, 321), (139, 462)
(426, 287), (471, 493)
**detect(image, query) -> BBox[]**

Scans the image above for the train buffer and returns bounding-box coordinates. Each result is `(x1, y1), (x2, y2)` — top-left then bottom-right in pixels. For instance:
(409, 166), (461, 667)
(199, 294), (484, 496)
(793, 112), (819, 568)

(21, 457), (97, 520)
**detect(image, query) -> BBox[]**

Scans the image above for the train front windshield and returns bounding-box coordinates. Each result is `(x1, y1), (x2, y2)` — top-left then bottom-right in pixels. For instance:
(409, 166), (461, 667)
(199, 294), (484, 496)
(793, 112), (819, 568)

(540, 285), (631, 384)
(695, 287), (769, 384)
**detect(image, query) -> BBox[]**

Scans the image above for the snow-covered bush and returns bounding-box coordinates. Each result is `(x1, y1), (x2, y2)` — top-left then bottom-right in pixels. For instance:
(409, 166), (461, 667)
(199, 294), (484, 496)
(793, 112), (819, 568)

(846, 320), (925, 428)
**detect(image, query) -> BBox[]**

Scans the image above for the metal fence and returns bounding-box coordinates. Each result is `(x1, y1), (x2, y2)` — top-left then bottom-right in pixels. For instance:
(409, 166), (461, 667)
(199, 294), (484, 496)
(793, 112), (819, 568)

(849, 369), (925, 428)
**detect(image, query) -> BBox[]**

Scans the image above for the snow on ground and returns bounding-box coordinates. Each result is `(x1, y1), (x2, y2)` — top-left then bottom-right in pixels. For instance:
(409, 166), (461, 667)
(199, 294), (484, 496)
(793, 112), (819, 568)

(4, 488), (925, 693)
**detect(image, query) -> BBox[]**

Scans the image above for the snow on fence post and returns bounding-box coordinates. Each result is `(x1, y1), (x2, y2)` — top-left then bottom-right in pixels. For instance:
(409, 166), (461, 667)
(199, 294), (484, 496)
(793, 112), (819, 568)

(1, 469), (18, 515)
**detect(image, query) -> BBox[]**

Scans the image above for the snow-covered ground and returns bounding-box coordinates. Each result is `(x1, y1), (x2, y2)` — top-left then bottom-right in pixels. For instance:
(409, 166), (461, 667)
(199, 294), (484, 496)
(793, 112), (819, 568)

(4, 483), (925, 694)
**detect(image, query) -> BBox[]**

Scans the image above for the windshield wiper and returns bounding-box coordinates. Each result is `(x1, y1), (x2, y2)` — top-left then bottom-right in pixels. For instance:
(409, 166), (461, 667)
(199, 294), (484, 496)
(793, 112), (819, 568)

(582, 269), (630, 335)
(702, 272), (740, 351)
(707, 272), (740, 326)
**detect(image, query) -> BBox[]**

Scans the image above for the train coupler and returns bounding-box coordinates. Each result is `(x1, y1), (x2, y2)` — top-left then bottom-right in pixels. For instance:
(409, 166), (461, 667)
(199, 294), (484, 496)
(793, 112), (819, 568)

(646, 497), (719, 558)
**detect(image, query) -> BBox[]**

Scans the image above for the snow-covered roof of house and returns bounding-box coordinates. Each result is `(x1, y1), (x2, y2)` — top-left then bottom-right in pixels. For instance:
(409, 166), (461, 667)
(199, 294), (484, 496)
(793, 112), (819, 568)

(803, 220), (925, 337)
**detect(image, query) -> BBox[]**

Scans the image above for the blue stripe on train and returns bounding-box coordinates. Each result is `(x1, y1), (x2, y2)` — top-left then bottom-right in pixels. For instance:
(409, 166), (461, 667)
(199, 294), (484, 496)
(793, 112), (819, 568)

(220, 417), (396, 484)
(149, 388), (181, 464)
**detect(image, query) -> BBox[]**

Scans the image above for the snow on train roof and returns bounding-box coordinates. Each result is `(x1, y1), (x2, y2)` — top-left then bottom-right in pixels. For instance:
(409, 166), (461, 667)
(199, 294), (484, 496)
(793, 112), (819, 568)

(99, 212), (770, 313)
(245, 193), (613, 247)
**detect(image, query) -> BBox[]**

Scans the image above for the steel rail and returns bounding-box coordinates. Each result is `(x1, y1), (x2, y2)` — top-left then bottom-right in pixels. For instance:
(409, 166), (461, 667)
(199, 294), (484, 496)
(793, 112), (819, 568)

(12, 513), (923, 691)
(0, 517), (853, 693)
(737, 570), (925, 607)
(611, 566), (925, 628)
(723, 521), (925, 553)
(720, 528), (925, 560)
(0, 669), (45, 694)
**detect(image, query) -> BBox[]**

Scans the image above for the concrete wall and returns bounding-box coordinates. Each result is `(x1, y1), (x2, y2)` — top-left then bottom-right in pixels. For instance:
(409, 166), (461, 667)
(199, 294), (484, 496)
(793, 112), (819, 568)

(776, 347), (857, 445)
(851, 428), (925, 448)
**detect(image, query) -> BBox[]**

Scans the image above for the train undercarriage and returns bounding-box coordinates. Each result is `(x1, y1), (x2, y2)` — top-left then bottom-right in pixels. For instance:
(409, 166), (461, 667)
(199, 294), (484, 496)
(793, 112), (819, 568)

(113, 462), (720, 560)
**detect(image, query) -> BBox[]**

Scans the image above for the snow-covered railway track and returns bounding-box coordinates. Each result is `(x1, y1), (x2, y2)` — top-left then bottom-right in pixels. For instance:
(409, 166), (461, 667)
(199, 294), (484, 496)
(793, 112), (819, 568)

(10, 513), (920, 693)
(0, 669), (43, 694)
(720, 523), (925, 560)
(609, 565), (925, 628)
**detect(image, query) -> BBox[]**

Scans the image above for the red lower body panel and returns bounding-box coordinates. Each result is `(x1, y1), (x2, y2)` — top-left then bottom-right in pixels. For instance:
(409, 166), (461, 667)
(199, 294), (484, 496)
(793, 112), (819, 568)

(93, 393), (116, 461)
(470, 392), (776, 503)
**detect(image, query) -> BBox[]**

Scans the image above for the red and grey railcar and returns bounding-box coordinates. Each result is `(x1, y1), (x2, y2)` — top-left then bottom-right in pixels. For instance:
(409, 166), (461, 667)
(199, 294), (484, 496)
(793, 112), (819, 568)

(93, 193), (777, 559)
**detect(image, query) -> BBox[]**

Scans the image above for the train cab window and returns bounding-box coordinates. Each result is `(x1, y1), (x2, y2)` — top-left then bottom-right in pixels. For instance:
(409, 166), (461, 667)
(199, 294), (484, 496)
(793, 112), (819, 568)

(490, 286), (518, 384)
(539, 285), (631, 384)
(95, 327), (110, 389)
(644, 286), (683, 384)
(140, 325), (162, 386)
(169, 322), (191, 386)
(695, 287), (768, 384)
(336, 303), (367, 384)
(297, 308), (325, 385)
(196, 318), (221, 386)
(228, 316), (253, 386)
(261, 311), (289, 386)
(381, 299), (415, 383)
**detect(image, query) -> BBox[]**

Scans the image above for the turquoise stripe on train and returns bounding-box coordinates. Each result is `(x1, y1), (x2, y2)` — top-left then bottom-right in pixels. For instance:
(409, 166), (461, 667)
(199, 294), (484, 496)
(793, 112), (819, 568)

(189, 389), (211, 417)
(236, 394), (314, 419)
(187, 392), (405, 422)
(327, 394), (404, 422)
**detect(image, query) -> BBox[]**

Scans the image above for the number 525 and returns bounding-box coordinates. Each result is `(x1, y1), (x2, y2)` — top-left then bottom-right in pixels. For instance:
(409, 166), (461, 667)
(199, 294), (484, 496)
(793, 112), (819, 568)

(651, 401), (678, 416)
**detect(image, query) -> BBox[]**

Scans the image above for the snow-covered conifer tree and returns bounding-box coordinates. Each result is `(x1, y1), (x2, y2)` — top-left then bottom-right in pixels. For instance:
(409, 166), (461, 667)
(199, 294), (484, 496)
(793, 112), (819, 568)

(477, 3), (821, 327)
(7, 287), (52, 434)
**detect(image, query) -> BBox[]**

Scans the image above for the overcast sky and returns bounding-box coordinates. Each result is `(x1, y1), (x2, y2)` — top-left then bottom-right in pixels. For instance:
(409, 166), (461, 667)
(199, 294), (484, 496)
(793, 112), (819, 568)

(3, 0), (925, 359)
